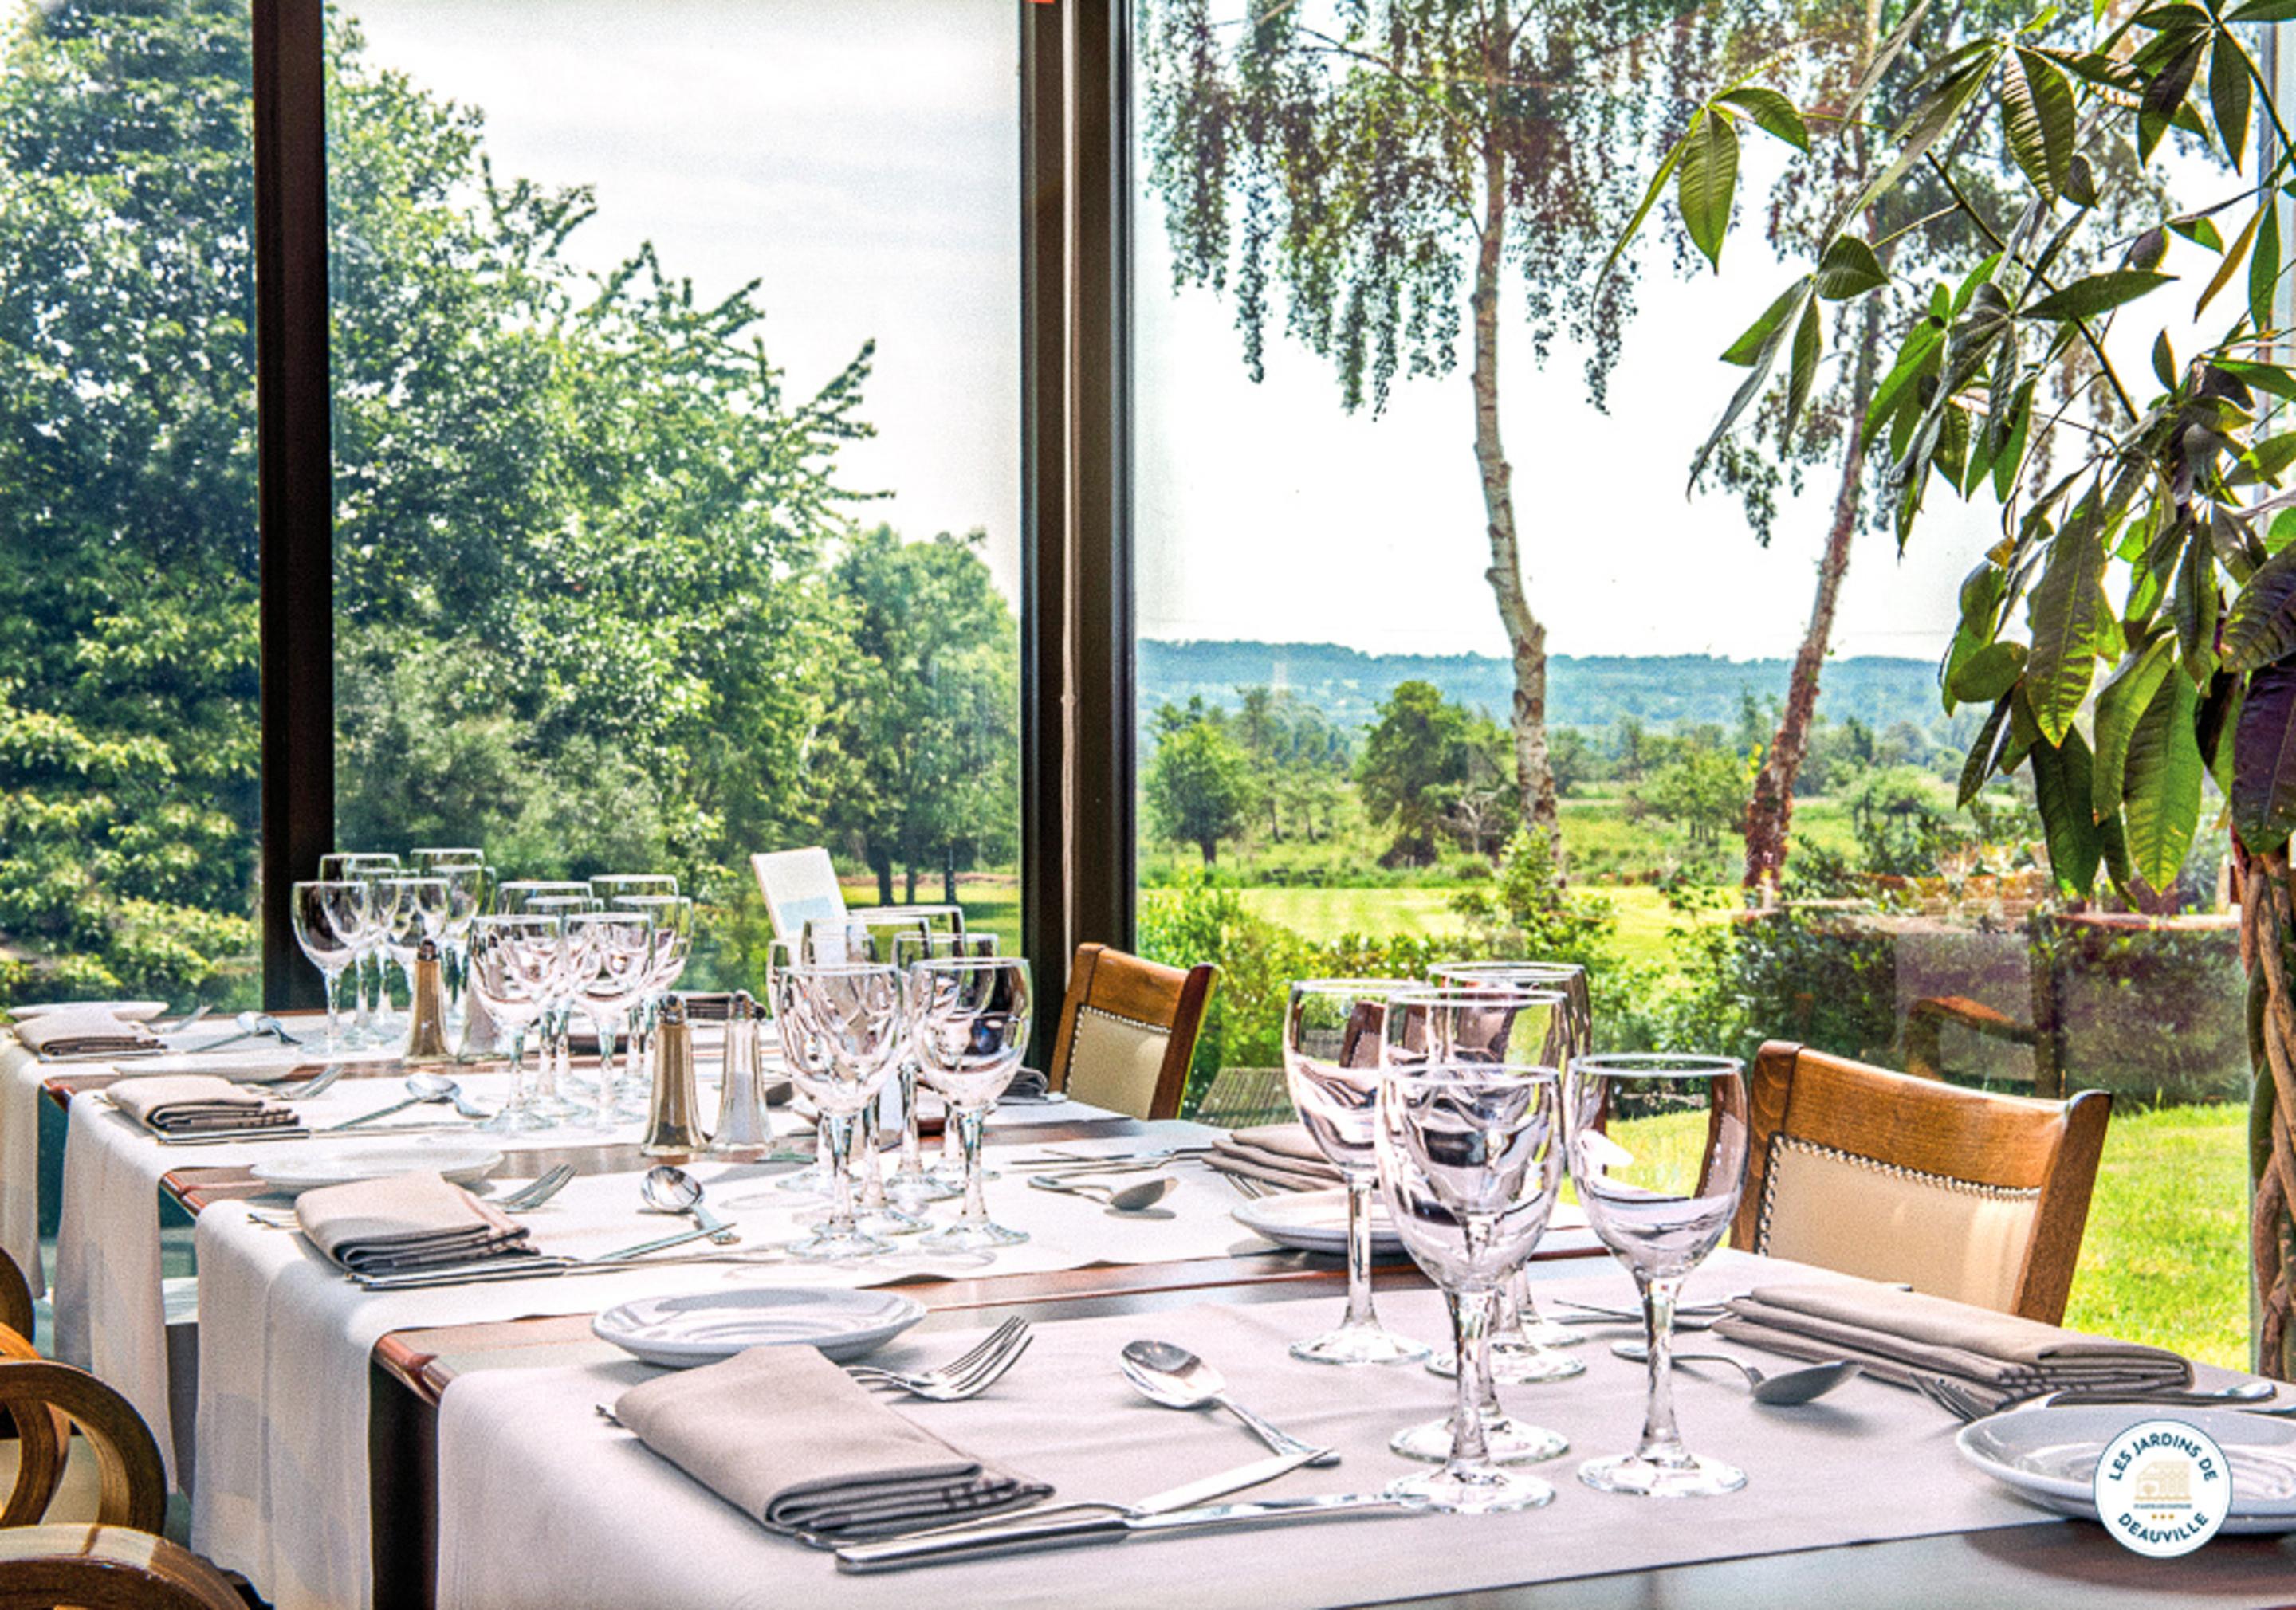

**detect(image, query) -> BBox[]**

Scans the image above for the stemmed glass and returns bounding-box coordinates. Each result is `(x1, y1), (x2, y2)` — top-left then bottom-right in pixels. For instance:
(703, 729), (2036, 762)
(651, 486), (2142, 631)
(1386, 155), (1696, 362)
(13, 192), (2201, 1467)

(909, 956), (1032, 1252)
(591, 873), (678, 909)
(1280, 980), (1427, 1366)
(429, 862), (487, 1028)
(466, 914), (572, 1136)
(612, 893), (694, 1062)
(376, 876), (450, 1032)
(772, 963), (907, 1259)
(1384, 986), (1574, 1462)
(765, 936), (836, 1197)
(410, 846), (484, 874)
(323, 854), (401, 1043)
(1567, 1053), (1751, 1498)
(1375, 1059), (1567, 1514)
(289, 880), (368, 1051)
(887, 931), (997, 1206)
(565, 910), (653, 1125)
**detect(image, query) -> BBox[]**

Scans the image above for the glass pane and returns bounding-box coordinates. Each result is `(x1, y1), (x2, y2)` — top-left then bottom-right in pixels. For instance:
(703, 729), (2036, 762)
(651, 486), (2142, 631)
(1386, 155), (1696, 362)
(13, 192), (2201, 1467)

(1132, 2), (2246, 1365)
(0, 0), (261, 1010)
(325, 0), (1023, 980)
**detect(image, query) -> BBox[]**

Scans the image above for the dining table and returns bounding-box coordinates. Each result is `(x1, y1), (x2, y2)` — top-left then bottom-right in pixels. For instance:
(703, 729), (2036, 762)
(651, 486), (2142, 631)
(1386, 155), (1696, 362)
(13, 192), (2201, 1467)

(5, 1014), (2292, 1610)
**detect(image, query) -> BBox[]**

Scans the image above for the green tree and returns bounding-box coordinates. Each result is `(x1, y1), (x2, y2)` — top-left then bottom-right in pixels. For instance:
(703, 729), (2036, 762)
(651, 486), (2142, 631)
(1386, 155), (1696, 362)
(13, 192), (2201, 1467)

(1146, 701), (1256, 867)
(1140, 0), (1696, 865)
(1640, 748), (1744, 851)
(1356, 680), (1497, 864)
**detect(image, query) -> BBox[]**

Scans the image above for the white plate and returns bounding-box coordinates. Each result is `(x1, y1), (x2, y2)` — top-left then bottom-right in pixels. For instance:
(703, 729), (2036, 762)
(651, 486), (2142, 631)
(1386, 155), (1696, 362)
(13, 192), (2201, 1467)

(592, 1288), (926, 1367)
(1956, 1404), (2296, 1533)
(1233, 1188), (1405, 1255)
(250, 1142), (504, 1195)
(11, 1000), (168, 1023)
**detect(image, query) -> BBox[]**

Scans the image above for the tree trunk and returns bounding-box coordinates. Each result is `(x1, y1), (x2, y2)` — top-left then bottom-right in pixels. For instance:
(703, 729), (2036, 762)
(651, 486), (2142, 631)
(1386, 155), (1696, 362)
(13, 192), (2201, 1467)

(1472, 14), (1560, 867)
(1200, 837), (1217, 869)
(2236, 846), (2296, 1380)
(1742, 294), (1881, 900)
(904, 864), (918, 903)
(942, 849), (957, 908)
(871, 850), (894, 907)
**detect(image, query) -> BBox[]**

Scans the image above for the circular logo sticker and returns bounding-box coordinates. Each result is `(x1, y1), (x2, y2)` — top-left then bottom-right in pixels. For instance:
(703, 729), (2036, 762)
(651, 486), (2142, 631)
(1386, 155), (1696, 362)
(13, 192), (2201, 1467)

(2094, 1419), (2230, 1558)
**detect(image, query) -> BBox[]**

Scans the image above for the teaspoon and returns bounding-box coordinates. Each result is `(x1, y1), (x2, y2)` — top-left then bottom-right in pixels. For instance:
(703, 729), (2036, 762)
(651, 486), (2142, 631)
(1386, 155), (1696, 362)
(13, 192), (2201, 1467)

(642, 1164), (741, 1245)
(324, 1071), (466, 1131)
(1119, 1339), (1339, 1467)
(1610, 1341), (1861, 1406)
(1027, 1175), (1179, 1215)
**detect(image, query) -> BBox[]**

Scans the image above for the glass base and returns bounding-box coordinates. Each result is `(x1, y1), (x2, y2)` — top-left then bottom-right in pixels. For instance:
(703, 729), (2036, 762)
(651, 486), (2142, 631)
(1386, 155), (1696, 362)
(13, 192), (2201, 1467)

(1386, 1463), (1555, 1515)
(784, 1225), (894, 1260)
(1392, 1412), (1566, 1465)
(1291, 1320), (1431, 1368)
(478, 1105), (555, 1136)
(1426, 1341), (1587, 1384)
(776, 1164), (834, 1195)
(887, 1168), (957, 1208)
(927, 1164), (996, 1191)
(854, 1204), (930, 1237)
(920, 1218), (1028, 1253)
(1577, 1451), (1747, 1498)
(525, 1092), (588, 1121)
(1506, 1317), (1587, 1349)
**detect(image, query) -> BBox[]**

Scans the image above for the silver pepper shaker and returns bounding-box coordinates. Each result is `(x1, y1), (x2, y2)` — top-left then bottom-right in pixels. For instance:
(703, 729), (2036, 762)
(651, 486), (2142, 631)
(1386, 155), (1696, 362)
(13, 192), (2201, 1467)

(710, 991), (773, 1152)
(641, 996), (708, 1155)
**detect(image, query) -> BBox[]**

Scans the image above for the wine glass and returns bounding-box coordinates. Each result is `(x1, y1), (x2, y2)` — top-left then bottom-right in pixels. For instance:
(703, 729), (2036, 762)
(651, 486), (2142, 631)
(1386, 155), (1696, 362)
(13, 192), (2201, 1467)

(1375, 1058), (1567, 1513)
(376, 875), (450, 1034)
(773, 963), (907, 1259)
(887, 931), (998, 1206)
(765, 935), (835, 1197)
(428, 862), (487, 1027)
(565, 910), (653, 1125)
(410, 846), (483, 873)
(493, 879), (591, 915)
(1567, 1052), (1751, 1499)
(466, 914), (571, 1136)
(909, 956), (1032, 1252)
(289, 880), (367, 1050)
(1280, 980), (1428, 1366)
(591, 873), (678, 909)
(1384, 986), (1575, 1460)
(1419, 968), (1591, 1376)
(323, 854), (401, 1043)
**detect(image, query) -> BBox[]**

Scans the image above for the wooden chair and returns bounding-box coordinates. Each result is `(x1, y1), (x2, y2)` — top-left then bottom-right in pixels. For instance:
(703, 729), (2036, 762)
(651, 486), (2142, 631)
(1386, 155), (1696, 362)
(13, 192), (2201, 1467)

(1728, 1041), (2112, 1325)
(0, 1361), (167, 1535)
(0, 1250), (29, 1352)
(0, 1526), (245, 1610)
(1045, 944), (1217, 1121)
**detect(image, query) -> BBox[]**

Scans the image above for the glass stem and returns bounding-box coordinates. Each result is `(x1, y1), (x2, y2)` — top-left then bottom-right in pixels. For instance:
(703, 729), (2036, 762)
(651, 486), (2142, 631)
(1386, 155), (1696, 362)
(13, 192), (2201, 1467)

(855, 1104), (887, 1208)
(1342, 1172), (1379, 1329)
(354, 950), (374, 1031)
(897, 1062), (923, 1173)
(824, 1111), (859, 1235)
(505, 1027), (529, 1114)
(940, 1109), (963, 1172)
(324, 967), (344, 1047)
(595, 1013), (619, 1112)
(1446, 1287), (1497, 1469)
(957, 1107), (990, 1227)
(1637, 1273), (1689, 1467)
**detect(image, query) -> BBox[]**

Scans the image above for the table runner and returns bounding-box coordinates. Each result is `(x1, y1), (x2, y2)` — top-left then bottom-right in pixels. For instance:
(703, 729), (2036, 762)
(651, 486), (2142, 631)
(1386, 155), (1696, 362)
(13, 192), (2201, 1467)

(431, 1255), (2082, 1610)
(188, 1120), (1256, 1609)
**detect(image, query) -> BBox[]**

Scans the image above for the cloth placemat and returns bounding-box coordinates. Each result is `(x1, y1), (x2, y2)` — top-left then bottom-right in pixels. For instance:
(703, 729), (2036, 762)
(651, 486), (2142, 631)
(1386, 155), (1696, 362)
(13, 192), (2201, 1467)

(1714, 1281), (2192, 1410)
(614, 1345), (1048, 1539)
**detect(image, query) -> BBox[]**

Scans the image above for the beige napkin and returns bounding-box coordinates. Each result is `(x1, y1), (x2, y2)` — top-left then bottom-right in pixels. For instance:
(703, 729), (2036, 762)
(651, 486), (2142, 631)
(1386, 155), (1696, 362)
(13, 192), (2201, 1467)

(1209, 1123), (1343, 1192)
(14, 1007), (160, 1060)
(1715, 1280), (2193, 1410)
(614, 1344), (1050, 1541)
(108, 1075), (298, 1136)
(296, 1170), (533, 1275)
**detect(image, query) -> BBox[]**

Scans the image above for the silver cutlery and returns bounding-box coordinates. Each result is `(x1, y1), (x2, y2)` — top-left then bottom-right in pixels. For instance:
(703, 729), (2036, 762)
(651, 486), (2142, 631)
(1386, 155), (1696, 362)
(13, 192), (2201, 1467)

(187, 1011), (304, 1054)
(640, 1164), (740, 1245)
(835, 1489), (1404, 1573)
(155, 1004), (212, 1036)
(1119, 1339), (1339, 1467)
(1548, 1296), (1732, 1322)
(1610, 1341), (1861, 1405)
(497, 1164), (576, 1211)
(1027, 1176), (1177, 1215)
(1915, 1372), (2284, 1423)
(1214, 1168), (1271, 1200)
(323, 1071), (474, 1130)
(346, 1223), (736, 1289)
(278, 1062), (349, 1101)
(843, 1318), (1032, 1400)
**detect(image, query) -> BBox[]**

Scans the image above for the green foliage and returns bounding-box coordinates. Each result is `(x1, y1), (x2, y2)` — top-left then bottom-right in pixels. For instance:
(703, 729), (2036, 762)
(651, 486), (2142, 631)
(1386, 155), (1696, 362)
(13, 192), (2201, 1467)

(1842, 764), (1959, 875)
(1144, 701), (1259, 869)
(1637, 748), (1746, 849)
(1355, 681), (1507, 865)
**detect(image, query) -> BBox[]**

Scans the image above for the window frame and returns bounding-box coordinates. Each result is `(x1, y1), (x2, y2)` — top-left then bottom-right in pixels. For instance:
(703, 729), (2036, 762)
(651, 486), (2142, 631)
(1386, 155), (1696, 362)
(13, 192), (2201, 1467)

(247, 0), (1138, 1029)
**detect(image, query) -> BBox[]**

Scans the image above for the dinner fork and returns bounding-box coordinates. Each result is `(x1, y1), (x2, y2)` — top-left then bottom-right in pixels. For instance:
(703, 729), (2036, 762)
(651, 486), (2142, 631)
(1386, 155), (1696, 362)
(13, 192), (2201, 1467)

(495, 1164), (577, 1211)
(278, 1062), (349, 1101)
(843, 1319), (1032, 1401)
(1916, 1372), (2286, 1422)
(1214, 1168), (1270, 1200)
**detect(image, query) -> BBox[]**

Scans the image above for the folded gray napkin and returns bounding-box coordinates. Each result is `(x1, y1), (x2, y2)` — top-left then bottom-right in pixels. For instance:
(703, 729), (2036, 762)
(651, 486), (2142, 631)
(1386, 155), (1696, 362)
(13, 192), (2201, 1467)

(296, 1170), (534, 1275)
(614, 1344), (1050, 1542)
(14, 1007), (161, 1060)
(1714, 1281), (2193, 1411)
(108, 1074), (299, 1136)
(1209, 1123), (1343, 1192)
(1003, 1065), (1051, 1101)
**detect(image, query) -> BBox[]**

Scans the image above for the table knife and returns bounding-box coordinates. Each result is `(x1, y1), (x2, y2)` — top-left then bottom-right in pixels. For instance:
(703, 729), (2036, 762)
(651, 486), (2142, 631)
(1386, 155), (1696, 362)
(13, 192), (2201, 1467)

(835, 1490), (1402, 1573)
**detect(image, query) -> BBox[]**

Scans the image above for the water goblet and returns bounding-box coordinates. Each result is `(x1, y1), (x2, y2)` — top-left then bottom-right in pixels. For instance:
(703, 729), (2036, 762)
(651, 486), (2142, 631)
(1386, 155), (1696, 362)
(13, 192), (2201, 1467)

(467, 914), (571, 1136)
(429, 862), (486, 1027)
(590, 873), (678, 909)
(910, 956), (1032, 1252)
(772, 963), (907, 1259)
(409, 847), (483, 873)
(1375, 1059), (1567, 1514)
(376, 876), (450, 1036)
(1280, 980), (1428, 1367)
(887, 930), (998, 1206)
(289, 879), (367, 1050)
(565, 910), (653, 1125)
(1567, 1052), (1751, 1499)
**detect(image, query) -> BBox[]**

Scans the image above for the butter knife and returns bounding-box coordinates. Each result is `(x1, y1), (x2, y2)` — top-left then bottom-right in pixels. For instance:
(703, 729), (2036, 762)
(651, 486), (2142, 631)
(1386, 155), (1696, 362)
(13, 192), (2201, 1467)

(835, 1490), (1402, 1573)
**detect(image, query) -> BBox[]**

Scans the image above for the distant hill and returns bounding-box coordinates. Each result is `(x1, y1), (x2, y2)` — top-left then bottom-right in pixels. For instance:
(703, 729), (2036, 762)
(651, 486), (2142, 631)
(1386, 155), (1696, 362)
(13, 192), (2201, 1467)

(1140, 639), (1948, 736)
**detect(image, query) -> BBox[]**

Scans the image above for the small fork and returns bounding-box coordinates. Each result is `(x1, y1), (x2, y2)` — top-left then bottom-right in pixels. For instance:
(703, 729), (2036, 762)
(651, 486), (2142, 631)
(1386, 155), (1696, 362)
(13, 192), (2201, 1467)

(843, 1318), (1033, 1401)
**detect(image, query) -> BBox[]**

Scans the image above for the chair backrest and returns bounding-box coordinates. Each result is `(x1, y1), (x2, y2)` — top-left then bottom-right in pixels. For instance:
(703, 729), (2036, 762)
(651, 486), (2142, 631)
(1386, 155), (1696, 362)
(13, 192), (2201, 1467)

(0, 1361), (166, 1534)
(749, 848), (847, 944)
(0, 1525), (246, 1610)
(1047, 944), (1217, 1121)
(1732, 1040), (2111, 1323)
(0, 1250), (29, 1351)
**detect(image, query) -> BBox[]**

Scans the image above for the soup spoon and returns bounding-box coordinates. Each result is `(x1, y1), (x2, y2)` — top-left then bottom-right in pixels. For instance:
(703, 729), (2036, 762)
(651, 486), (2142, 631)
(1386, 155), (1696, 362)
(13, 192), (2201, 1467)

(642, 1164), (741, 1245)
(1610, 1341), (1860, 1406)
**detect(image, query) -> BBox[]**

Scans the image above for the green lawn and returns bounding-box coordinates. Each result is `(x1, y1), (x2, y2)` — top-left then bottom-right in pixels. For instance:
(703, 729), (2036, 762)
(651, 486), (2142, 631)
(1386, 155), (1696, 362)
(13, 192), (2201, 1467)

(1235, 886), (1468, 937)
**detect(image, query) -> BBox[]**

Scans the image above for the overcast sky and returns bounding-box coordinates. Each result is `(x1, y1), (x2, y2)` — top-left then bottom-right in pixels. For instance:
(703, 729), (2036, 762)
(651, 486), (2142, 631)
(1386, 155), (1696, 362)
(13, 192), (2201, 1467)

(348, 0), (2226, 663)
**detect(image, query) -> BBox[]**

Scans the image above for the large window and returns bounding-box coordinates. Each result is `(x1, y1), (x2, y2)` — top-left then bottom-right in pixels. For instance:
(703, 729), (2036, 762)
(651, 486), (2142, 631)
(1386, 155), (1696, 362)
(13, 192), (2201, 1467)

(0, 0), (263, 1009)
(323, 0), (1024, 974)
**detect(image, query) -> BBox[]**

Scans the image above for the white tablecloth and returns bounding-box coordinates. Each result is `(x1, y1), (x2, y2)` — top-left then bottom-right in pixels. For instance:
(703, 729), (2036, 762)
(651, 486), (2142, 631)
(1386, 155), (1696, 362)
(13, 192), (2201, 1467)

(188, 1119), (1257, 1609)
(432, 1255), (2078, 1610)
